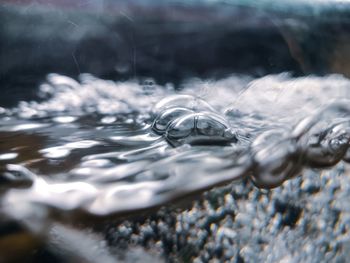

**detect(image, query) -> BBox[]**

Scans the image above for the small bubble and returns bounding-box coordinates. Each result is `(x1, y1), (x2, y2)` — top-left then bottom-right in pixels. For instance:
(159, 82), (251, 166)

(140, 78), (157, 95)
(152, 107), (194, 134)
(153, 94), (215, 115)
(165, 112), (235, 146)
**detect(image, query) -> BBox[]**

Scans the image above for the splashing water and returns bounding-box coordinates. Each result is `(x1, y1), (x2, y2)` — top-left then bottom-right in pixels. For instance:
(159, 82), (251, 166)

(1, 72), (350, 229)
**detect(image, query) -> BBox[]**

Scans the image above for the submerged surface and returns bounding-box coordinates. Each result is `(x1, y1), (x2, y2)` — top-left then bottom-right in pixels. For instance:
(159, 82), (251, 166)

(1, 73), (350, 261)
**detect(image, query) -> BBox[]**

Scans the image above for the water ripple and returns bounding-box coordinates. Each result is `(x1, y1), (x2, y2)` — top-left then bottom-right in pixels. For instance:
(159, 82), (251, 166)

(1, 73), (350, 226)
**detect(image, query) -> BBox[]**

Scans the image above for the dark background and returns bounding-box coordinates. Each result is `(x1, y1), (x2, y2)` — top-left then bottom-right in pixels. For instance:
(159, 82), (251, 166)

(1, 0), (350, 107)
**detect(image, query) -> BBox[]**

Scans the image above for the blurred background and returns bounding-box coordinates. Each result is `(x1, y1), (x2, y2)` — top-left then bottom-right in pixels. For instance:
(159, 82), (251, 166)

(1, 0), (350, 106)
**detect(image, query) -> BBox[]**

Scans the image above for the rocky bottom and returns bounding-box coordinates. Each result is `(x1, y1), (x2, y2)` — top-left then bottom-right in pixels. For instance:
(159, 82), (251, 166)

(94, 164), (348, 263)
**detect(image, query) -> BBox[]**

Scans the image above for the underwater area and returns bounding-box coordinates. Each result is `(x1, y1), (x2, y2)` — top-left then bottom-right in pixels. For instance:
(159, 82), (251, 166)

(1, 0), (350, 262)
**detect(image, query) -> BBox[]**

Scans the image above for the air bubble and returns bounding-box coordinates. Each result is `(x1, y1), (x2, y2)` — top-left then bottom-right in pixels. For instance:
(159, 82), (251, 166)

(153, 94), (215, 115)
(165, 112), (236, 146)
(304, 123), (350, 167)
(250, 131), (302, 188)
(152, 107), (194, 134)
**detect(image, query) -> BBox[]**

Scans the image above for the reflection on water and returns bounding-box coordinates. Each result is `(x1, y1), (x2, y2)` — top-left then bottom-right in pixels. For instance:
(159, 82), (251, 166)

(1, 73), (350, 259)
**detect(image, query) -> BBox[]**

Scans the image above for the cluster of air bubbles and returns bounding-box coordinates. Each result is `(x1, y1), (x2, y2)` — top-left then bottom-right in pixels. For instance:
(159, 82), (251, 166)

(245, 101), (350, 188)
(152, 96), (350, 189)
(151, 95), (237, 146)
(13, 74), (168, 119)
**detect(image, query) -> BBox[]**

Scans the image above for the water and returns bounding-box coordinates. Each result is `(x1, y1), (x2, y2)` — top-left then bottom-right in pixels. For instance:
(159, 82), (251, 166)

(1, 73), (350, 260)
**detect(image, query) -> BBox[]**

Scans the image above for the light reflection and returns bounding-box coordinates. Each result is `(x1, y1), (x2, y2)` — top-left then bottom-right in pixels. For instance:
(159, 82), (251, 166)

(40, 140), (101, 159)
(53, 116), (77, 123)
(109, 134), (162, 145)
(6, 123), (49, 132)
(0, 153), (18, 160)
(40, 147), (71, 159)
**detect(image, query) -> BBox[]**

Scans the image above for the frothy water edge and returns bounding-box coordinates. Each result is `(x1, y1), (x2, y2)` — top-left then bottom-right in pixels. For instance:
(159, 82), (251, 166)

(1, 72), (350, 226)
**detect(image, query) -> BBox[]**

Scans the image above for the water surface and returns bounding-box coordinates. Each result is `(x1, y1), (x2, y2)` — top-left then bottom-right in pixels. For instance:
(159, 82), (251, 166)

(1, 73), (350, 226)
